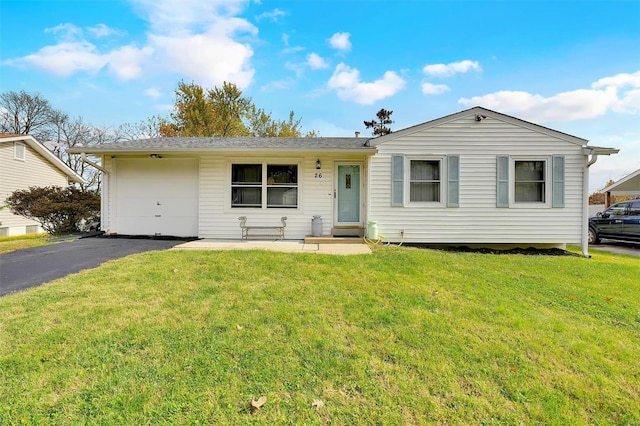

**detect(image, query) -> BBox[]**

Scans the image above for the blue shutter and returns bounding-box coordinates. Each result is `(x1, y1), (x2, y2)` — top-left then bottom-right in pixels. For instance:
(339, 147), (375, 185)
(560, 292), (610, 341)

(391, 155), (404, 206)
(552, 155), (565, 208)
(447, 155), (460, 207)
(496, 155), (509, 207)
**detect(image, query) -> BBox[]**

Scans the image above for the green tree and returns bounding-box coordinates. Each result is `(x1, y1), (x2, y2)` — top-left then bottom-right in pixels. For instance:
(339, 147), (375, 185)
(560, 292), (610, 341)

(161, 81), (315, 137)
(364, 108), (394, 136)
(5, 186), (101, 235)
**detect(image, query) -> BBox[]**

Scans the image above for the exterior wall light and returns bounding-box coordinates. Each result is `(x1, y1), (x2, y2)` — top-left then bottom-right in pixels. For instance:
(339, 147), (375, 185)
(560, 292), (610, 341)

(316, 159), (321, 169)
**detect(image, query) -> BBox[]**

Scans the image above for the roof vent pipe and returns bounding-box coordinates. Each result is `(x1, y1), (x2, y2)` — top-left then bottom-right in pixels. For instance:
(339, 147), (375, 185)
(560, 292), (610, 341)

(355, 131), (360, 137)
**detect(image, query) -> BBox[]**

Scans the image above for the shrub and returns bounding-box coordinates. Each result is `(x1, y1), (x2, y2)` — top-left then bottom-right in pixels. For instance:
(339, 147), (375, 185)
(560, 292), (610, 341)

(5, 186), (100, 235)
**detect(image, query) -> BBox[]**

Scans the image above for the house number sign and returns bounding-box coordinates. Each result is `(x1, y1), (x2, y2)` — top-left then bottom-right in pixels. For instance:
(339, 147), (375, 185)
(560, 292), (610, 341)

(314, 172), (323, 178)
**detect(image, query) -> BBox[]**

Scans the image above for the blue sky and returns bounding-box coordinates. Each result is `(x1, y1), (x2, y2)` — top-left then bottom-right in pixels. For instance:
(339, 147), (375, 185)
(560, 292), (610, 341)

(1, 0), (639, 192)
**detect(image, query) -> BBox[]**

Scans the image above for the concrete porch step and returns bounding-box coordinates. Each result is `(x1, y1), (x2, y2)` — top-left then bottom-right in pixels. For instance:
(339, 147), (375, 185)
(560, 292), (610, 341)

(305, 236), (365, 244)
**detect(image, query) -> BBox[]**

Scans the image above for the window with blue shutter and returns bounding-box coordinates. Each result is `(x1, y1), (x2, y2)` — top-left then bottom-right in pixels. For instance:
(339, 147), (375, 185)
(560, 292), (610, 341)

(496, 155), (509, 207)
(391, 155), (404, 206)
(447, 155), (460, 207)
(552, 155), (565, 208)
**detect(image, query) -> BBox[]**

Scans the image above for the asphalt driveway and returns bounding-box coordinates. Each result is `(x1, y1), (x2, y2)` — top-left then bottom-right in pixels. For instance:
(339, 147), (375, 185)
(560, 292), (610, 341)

(590, 240), (640, 257)
(0, 237), (184, 297)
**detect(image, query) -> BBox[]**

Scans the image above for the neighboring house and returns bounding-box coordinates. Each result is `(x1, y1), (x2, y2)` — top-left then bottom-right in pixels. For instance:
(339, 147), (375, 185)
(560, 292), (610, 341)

(600, 168), (640, 207)
(0, 134), (83, 236)
(68, 107), (618, 256)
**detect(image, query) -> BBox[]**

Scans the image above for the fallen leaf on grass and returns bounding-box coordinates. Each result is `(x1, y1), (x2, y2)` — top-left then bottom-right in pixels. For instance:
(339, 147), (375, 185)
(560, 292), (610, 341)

(173, 268), (178, 273)
(236, 324), (243, 330)
(251, 396), (267, 411)
(312, 399), (325, 410)
(605, 296), (613, 302)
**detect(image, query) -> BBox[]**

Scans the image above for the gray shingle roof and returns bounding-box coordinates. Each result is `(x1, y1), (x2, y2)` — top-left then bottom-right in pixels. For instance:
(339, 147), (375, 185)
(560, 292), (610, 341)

(67, 137), (375, 153)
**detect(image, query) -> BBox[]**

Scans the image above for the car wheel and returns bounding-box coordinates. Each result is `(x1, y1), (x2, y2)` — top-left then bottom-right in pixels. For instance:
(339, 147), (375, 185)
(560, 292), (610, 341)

(588, 227), (600, 244)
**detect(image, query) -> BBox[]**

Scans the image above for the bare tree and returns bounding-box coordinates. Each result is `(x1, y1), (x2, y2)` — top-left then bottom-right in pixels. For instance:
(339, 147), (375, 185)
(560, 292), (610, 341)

(49, 114), (114, 191)
(0, 90), (61, 139)
(115, 116), (165, 140)
(0, 90), (112, 191)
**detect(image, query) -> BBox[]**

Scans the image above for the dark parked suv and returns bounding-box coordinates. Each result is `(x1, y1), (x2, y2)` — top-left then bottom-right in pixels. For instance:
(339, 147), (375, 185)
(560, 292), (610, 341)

(589, 200), (640, 244)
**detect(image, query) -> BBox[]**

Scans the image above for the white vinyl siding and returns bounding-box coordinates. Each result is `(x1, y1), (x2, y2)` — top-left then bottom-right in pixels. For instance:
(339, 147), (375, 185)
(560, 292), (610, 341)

(197, 153), (369, 239)
(0, 142), (69, 236)
(369, 113), (584, 245)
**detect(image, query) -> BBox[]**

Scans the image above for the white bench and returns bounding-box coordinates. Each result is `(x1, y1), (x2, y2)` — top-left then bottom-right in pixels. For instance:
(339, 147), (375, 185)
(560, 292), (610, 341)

(238, 216), (287, 240)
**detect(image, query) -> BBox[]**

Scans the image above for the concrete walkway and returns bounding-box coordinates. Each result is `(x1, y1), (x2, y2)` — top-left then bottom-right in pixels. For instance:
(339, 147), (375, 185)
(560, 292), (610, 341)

(173, 239), (372, 255)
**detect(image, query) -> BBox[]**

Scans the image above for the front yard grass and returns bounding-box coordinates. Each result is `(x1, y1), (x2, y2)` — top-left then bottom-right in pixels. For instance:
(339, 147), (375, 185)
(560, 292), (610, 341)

(0, 233), (52, 254)
(0, 247), (638, 424)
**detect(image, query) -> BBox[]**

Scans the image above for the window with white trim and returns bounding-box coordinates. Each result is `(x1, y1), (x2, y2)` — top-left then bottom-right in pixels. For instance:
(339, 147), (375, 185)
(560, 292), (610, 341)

(14, 142), (26, 161)
(497, 155), (564, 208)
(231, 163), (298, 208)
(514, 160), (546, 203)
(409, 158), (441, 203)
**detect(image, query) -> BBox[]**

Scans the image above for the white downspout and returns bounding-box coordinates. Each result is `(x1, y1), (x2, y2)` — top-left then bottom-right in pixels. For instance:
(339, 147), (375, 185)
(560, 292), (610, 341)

(582, 149), (599, 257)
(80, 152), (107, 174)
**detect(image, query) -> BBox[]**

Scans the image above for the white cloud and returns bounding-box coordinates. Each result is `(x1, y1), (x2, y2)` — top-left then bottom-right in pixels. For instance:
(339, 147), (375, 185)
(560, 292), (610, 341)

(306, 53), (329, 70)
(150, 31), (255, 88)
(592, 71), (640, 114)
(132, 0), (247, 35)
(423, 60), (481, 78)
(5, 0), (258, 88)
(87, 24), (121, 38)
(459, 88), (618, 122)
(459, 70), (640, 122)
(144, 87), (162, 99)
(44, 23), (83, 40)
(327, 63), (406, 105)
(328, 32), (351, 51)
(9, 41), (107, 76)
(421, 82), (450, 95)
(107, 45), (153, 80)
(255, 8), (285, 22)
(260, 78), (296, 93)
(592, 71), (640, 90)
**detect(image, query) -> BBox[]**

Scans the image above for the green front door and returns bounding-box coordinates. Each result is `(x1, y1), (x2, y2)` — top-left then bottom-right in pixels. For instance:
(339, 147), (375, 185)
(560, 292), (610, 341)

(337, 164), (361, 224)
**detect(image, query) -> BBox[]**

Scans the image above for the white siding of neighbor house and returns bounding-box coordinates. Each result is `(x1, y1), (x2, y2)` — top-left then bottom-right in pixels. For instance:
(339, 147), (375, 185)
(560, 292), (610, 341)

(368, 114), (586, 245)
(198, 153), (369, 239)
(0, 142), (70, 236)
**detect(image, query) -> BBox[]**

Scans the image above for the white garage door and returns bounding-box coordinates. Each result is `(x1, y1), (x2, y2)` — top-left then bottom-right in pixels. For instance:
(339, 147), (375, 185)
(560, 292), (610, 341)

(114, 158), (199, 237)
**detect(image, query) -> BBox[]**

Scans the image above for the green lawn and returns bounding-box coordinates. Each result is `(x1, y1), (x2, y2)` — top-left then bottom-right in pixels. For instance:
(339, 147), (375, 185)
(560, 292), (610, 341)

(1, 246), (638, 424)
(0, 234), (52, 254)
